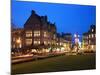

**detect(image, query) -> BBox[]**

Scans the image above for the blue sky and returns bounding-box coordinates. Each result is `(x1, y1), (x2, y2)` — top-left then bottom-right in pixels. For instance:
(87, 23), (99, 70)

(12, 0), (96, 36)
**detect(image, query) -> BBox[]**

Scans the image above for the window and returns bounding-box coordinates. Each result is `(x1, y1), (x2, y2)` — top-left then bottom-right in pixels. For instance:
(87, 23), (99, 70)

(53, 34), (56, 39)
(89, 40), (91, 44)
(34, 41), (40, 45)
(19, 43), (22, 48)
(89, 34), (91, 38)
(26, 31), (32, 37)
(57, 43), (58, 45)
(48, 41), (51, 44)
(60, 42), (62, 46)
(34, 39), (40, 45)
(92, 29), (94, 32)
(26, 39), (32, 45)
(91, 45), (94, 49)
(92, 34), (94, 38)
(44, 31), (48, 37)
(44, 41), (47, 45)
(34, 31), (40, 37)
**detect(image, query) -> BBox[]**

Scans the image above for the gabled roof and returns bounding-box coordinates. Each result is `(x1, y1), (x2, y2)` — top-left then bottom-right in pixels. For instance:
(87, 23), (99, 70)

(24, 10), (42, 28)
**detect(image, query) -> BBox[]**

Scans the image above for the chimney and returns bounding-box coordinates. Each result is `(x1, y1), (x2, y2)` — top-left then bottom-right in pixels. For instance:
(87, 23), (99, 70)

(45, 15), (47, 21)
(31, 10), (35, 14)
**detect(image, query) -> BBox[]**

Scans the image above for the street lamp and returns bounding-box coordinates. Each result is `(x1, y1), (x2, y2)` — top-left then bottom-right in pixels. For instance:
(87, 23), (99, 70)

(16, 38), (22, 48)
(16, 37), (22, 56)
(74, 34), (77, 38)
(16, 39), (21, 44)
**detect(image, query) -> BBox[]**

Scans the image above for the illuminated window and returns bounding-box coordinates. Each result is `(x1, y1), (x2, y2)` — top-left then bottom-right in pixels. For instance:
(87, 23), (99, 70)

(19, 43), (22, 48)
(92, 34), (94, 38)
(26, 39), (32, 45)
(89, 40), (91, 44)
(53, 34), (56, 39)
(26, 31), (32, 37)
(34, 31), (40, 37)
(34, 41), (40, 45)
(89, 34), (91, 38)
(91, 45), (94, 49)
(60, 42), (62, 45)
(44, 31), (48, 37)
(48, 41), (51, 44)
(44, 41), (47, 45)
(34, 39), (40, 45)
(92, 29), (94, 32)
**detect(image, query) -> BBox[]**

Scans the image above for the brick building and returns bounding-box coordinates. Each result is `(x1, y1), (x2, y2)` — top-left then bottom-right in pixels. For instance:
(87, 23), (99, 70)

(11, 10), (72, 53)
(24, 10), (57, 51)
(82, 25), (96, 52)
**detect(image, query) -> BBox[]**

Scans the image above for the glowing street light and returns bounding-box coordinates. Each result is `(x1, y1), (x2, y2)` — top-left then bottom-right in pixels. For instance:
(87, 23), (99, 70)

(91, 45), (94, 49)
(78, 35), (80, 37)
(16, 38), (21, 44)
(74, 34), (77, 38)
(16, 37), (22, 48)
(63, 43), (67, 47)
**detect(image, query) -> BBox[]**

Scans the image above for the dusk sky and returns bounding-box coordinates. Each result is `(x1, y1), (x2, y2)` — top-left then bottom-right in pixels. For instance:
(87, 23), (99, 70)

(12, 0), (96, 36)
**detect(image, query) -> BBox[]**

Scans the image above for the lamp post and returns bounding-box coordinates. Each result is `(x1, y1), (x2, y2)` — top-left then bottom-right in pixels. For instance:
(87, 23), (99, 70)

(16, 38), (21, 48)
(16, 39), (21, 44)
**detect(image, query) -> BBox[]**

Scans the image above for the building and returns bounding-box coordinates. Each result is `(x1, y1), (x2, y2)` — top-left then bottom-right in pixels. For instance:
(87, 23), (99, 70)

(82, 32), (88, 50)
(11, 10), (73, 54)
(56, 33), (72, 52)
(11, 28), (24, 49)
(11, 28), (24, 55)
(82, 25), (96, 52)
(22, 10), (56, 52)
(62, 33), (72, 51)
